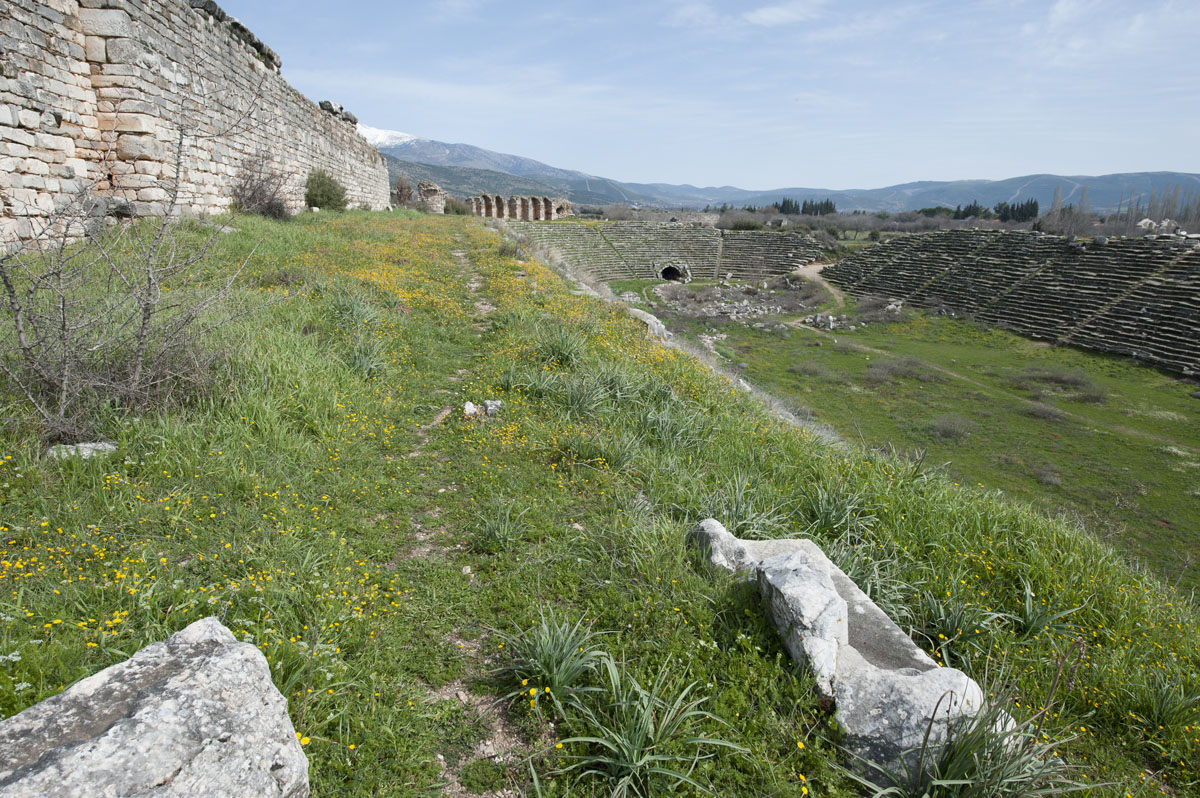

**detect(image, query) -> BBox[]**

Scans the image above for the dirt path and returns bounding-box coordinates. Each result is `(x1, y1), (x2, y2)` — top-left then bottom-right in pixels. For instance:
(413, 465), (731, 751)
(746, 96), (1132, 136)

(795, 262), (845, 308)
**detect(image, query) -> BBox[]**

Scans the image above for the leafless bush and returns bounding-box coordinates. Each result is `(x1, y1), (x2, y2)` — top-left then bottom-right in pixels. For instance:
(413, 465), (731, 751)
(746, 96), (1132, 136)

(0, 43), (263, 440)
(865, 356), (936, 384)
(928, 414), (972, 442)
(1024, 402), (1064, 421)
(391, 176), (414, 207)
(231, 150), (289, 218)
(0, 187), (251, 440)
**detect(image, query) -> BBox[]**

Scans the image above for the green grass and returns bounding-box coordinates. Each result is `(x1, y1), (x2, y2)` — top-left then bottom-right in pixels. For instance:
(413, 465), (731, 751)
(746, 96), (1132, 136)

(0, 213), (1196, 796)
(694, 313), (1200, 594)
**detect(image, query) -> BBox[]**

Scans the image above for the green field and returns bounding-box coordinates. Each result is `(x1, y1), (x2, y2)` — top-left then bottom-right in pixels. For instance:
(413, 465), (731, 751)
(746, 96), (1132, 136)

(1, 215), (1197, 796)
(664, 307), (1200, 596)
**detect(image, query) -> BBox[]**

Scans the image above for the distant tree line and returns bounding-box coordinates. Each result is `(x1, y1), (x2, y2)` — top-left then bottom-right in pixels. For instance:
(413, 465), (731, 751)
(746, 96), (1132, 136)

(705, 197), (837, 215)
(994, 199), (1040, 223)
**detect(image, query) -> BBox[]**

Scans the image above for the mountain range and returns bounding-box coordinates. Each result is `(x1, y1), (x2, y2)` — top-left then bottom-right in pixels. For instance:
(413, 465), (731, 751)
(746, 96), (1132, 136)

(358, 124), (1200, 214)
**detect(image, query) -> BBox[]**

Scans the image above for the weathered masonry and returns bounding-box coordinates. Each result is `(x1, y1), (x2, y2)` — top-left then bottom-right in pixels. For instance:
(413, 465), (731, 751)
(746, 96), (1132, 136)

(509, 220), (823, 281)
(469, 194), (571, 221)
(1, 0), (390, 240)
(823, 229), (1200, 375)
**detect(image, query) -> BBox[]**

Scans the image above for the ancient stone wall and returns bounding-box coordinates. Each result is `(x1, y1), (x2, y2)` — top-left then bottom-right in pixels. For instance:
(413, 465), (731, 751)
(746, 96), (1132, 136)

(1, 0), (389, 240)
(823, 230), (1200, 375)
(470, 194), (571, 221)
(508, 220), (823, 282)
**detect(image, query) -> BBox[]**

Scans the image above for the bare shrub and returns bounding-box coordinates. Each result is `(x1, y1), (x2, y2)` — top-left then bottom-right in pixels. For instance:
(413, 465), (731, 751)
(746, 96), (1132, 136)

(865, 356), (930, 384)
(390, 176), (414, 207)
(1024, 402), (1064, 421)
(0, 197), (250, 440)
(1032, 464), (1064, 486)
(928, 414), (972, 442)
(787, 361), (832, 379)
(1011, 367), (1104, 403)
(852, 295), (905, 324)
(443, 197), (472, 215)
(231, 150), (289, 218)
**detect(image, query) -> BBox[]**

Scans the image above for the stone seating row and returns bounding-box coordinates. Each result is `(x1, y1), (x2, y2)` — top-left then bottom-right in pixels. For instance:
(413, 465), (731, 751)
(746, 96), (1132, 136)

(823, 231), (1199, 374)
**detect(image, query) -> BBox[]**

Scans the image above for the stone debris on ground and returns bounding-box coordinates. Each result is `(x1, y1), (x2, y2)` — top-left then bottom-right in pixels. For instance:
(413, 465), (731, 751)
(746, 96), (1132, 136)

(46, 442), (118, 460)
(688, 518), (996, 784)
(0, 617), (309, 797)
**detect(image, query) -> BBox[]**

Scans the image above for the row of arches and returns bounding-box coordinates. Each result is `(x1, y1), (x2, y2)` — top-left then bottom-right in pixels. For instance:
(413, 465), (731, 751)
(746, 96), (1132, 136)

(469, 195), (571, 221)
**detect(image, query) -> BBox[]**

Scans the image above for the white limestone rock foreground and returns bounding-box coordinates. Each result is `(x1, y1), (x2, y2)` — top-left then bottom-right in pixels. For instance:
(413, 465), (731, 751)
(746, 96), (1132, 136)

(0, 617), (309, 797)
(690, 519), (987, 781)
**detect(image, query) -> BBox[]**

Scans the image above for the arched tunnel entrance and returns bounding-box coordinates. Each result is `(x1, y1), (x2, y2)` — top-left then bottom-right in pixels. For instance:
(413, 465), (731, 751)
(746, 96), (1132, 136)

(660, 265), (685, 281)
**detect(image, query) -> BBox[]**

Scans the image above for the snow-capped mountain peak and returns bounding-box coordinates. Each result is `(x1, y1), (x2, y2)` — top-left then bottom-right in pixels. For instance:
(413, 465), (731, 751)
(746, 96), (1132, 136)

(357, 124), (421, 148)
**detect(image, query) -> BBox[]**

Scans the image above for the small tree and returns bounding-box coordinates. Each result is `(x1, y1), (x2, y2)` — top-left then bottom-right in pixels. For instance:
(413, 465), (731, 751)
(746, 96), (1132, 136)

(305, 169), (346, 211)
(390, 176), (414, 207)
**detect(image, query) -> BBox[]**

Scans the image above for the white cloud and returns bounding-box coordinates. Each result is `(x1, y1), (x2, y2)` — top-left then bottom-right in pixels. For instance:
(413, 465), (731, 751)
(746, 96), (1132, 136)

(742, 0), (826, 26)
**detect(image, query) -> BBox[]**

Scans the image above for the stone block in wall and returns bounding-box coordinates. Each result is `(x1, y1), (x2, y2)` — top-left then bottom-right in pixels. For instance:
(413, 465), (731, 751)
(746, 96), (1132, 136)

(77, 8), (135, 38)
(103, 37), (148, 65)
(97, 113), (157, 134)
(17, 108), (41, 129)
(20, 158), (50, 176)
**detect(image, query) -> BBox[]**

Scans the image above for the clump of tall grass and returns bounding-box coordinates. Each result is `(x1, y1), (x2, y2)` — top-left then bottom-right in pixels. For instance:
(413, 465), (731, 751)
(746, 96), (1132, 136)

(472, 500), (531, 553)
(687, 468), (790, 539)
(534, 324), (589, 369)
(554, 658), (743, 797)
(493, 610), (607, 718)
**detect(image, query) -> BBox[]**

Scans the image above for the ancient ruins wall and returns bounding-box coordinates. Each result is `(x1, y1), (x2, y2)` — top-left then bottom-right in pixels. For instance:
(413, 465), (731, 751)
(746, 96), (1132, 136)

(1, 0), (389, 239)
(470, 194), (571, 221)
(508, 220), (823, 282)
(823, 230), (1200, 375)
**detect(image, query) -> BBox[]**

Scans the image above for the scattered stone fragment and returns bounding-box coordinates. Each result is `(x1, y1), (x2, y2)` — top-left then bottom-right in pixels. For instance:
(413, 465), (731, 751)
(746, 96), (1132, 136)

(689, 519), (992, 783)
(0, 617), (309, 797)
(46, 442), (117, 460)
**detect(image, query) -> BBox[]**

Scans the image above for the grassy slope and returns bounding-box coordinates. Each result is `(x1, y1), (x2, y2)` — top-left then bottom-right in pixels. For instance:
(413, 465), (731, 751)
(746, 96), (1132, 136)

(690, 312), (1200, 594)
(0, 214), (1197, 796)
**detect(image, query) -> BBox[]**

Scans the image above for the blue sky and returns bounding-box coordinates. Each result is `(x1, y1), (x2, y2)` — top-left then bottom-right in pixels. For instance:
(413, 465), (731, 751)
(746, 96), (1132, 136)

(222, 1), (1199, 190)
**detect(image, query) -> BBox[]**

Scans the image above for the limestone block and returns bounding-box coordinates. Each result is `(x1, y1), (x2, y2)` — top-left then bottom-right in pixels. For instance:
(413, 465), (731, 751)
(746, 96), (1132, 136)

(0, 104), (15, 126)
(104, 37), (149, 66)
(84, 35), (106, 63)
(688, 518), (810, 573)
(77, 8), (135, 38)
(136, 186), (168, 202)
(1, 141), (32, 157)
(113, 113), (157, 134)
(114, 133), (163, 162)
(63, 158), (90, 179)
(757, 549), (848, 696)
(0, 617), (309, 797)
(35, 133), (73, 156)
(21, 175), (45, 190)
(21, 158), (50, 176)
(16, 108), (41, 129)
